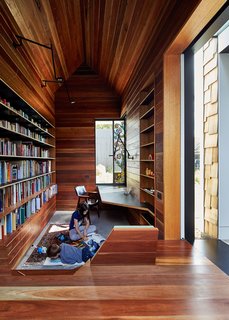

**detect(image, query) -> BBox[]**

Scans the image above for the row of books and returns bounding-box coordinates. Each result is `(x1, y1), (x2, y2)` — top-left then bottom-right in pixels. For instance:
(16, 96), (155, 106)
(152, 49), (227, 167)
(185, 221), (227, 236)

(0, 138), (49, 157)
(0, 184), (58, 239)
(0, 175), (52, 211)
(0, 98), (49, 132)
(0, 120), (47, 143)
(0, 160), (52, 184)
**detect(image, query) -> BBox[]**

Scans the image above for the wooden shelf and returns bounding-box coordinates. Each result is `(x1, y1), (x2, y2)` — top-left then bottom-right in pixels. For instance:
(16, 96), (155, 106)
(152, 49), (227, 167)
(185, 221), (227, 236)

(140, 174), (154, 179)
(0, 101), (54, 138)
(0, 183), (56, 218)
(140, 141), (154, 147)
(0, 80), (56, 236)
(140, 123), (154, 134)
(140, 210), (155, 225)
(140, 188), (155, 197)
(139, 89), (155, 106)
(0, 155), (55, 160)
(140, 105), (154, 119)
(0, 80), (54, 129)
(139, 85), (155, 227)
(0, 125), (54, 148)
(0, 171), (55, 189)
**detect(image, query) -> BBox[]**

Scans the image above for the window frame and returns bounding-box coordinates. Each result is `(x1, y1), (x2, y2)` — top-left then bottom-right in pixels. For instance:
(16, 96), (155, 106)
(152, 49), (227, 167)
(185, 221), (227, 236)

(95, 118), (127, 186)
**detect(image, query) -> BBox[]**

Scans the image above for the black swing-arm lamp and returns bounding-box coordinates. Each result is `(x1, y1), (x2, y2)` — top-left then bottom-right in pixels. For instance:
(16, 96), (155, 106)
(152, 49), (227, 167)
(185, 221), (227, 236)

(113, 132), (134, 160)
(13, 35), (76, 104)
(13, 35), (63, 87)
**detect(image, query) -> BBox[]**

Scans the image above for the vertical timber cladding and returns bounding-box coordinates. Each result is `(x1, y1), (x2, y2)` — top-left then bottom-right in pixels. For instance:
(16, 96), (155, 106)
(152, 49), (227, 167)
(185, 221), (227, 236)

(125, 67), (164, 236)
(126, 100), (141, 200)
(55, 72), (121, 211)
(203, 38), (219, 238)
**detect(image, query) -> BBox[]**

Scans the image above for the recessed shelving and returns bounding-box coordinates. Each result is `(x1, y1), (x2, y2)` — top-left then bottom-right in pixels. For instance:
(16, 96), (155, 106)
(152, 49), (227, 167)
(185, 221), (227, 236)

(140, 174), (154, 179)
(139, 85), (156, 226)
(0, 79), (56, 239)
(140, 141), (154, 148)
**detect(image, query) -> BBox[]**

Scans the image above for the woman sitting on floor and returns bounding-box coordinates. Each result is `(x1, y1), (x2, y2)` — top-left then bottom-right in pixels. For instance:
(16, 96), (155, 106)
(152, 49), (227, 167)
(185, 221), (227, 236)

(69, 201), (96, 241)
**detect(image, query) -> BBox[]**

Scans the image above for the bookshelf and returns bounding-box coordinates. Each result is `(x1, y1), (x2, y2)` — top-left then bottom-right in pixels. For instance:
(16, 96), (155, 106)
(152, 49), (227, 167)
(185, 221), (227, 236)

(139, 87), (155, 226)
(0, 80), (57, 240)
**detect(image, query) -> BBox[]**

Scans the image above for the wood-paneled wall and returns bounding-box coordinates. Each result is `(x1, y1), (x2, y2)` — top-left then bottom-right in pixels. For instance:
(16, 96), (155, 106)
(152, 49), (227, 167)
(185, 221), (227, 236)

(125, 68), (164, 237)
(0, 1), (57, 264)
(55, 68), (120, 210)
(0, 0), (57, 125)
(122, 1), (202, 238)
(163, 0), (226, 239)
(1, 0), (224, 240)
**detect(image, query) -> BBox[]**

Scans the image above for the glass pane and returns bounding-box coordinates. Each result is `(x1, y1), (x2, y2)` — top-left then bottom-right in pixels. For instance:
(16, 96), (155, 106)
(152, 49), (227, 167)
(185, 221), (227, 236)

(96, 121), (113, 183)
(113, 120), (125, 184)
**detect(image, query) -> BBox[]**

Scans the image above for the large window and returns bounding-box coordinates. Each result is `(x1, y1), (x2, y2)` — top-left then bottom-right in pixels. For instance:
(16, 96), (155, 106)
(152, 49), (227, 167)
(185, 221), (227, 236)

(95, 120), (126, 185)
(183, 8), (229, 243)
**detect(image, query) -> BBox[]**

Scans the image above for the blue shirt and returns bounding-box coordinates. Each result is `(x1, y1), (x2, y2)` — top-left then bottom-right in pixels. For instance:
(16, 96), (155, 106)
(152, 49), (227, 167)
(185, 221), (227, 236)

(69, 210), (83, 230)
(60, 243), (82, 264)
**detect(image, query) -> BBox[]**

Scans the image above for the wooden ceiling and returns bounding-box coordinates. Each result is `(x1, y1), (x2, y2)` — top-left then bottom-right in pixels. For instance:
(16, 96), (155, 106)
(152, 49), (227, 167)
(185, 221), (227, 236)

(1, 0), (200, 107)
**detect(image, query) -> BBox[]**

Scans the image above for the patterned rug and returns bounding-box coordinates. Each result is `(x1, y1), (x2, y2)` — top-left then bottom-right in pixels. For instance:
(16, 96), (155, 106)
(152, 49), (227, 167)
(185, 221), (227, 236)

(23, 224), (105, 267)
(25, 224), (72, 265)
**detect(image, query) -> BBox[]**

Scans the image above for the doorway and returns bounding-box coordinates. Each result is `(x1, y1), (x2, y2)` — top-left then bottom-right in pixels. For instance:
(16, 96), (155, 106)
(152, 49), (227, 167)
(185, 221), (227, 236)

(95, 119), (126, 185)
(186, 16), (229, 242)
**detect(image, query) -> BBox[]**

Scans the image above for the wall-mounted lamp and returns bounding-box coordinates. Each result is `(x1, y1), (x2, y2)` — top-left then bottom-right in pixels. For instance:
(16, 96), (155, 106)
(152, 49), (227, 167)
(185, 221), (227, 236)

(114, 132), (134, 160)
(41, 77), (63, 87)
(13, 35), (62, 87)
(64, 82), (76, 104)
(125, 149), (134, 160)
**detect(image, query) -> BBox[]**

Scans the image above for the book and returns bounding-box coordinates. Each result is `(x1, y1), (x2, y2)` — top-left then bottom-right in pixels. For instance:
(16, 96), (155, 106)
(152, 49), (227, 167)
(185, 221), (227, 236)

(0, 189), (4, 212)
(6, 212), (13, 234)
(12, 211), (17, 231)
(0, 218), (3, 240)
(20, 206), (25, 224)
(12, 163), (18, 181)
(31, 198), (36, 213)
(36, 196), (41, 210)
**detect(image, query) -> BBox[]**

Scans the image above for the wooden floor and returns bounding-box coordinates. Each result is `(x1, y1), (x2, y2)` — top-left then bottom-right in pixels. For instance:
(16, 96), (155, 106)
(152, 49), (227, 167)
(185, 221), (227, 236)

(0, 240), (229, 319)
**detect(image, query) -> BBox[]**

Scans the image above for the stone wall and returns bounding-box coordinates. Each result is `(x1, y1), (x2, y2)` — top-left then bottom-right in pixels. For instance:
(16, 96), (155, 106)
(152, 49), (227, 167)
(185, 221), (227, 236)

(203, 38), (218, 238)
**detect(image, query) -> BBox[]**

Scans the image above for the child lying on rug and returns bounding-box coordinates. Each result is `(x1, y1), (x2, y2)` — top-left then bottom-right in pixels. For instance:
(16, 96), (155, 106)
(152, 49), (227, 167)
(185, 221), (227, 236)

(47, 242), (98, 264)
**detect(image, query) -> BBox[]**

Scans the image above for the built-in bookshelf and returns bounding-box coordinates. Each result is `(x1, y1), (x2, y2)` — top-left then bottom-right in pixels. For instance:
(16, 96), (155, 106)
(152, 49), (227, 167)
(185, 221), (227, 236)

(0, 80), (57, 240)
(139, 87), (155, 226)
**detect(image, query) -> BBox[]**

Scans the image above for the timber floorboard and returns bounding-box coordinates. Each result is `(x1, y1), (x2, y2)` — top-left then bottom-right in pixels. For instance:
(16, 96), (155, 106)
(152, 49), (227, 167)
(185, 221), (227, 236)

(0, 240), (229, 319)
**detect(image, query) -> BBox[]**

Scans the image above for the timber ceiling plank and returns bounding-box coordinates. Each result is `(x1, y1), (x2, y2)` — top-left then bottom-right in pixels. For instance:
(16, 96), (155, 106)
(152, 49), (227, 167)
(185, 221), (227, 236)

(1, 0), (202, 104)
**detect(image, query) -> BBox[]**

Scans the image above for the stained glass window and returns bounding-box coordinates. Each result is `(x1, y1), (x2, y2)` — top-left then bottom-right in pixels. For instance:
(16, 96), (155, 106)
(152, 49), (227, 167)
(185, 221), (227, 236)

(95, 119), (126, 185)
(113, 120), (125, 184)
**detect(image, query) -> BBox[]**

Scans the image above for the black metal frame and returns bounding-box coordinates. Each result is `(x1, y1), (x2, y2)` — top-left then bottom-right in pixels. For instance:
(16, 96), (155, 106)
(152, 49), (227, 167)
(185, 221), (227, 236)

(184, 49), (195, 244)
(95, 119), (128, 186)
(13, 35), (63, 86)
(64, 82), (76, 104)
(114, 132), (134, 160)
